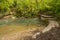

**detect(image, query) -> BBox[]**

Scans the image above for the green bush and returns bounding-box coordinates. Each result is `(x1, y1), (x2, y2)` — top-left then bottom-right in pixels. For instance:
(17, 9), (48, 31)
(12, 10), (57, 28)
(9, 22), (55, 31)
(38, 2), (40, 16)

(0, 0), (60, 19)
(0, 0), (14, 13)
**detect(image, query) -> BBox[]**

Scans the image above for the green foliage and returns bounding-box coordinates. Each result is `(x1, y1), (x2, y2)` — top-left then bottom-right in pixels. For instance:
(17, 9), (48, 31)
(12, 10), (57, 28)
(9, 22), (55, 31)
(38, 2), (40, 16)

(42, 0), (60, 21)
(0, 0), (14, 13)
(0, 0), (60, 20)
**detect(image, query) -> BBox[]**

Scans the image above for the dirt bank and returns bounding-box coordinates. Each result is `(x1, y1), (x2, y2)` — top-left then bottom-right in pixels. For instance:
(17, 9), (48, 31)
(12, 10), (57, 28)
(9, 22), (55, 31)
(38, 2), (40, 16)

(24, 27), (60, 40)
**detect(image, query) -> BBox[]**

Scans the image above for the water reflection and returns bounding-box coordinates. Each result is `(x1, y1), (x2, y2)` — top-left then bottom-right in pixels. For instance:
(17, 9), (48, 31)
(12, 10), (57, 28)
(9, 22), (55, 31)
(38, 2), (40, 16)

(0, 18), (40, 26)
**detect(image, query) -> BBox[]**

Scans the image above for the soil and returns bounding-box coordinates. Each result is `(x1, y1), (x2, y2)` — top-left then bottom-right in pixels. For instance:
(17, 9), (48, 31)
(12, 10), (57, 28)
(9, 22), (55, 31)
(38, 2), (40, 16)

(0, 25), (60, 40)
(24, 27), (60, 40)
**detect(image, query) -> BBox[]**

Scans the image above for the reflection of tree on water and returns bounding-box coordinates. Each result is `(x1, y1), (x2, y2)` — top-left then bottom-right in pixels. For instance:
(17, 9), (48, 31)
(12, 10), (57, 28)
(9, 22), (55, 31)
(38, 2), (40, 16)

(0, 18), (40, 26)
(0, 19), (14, 25)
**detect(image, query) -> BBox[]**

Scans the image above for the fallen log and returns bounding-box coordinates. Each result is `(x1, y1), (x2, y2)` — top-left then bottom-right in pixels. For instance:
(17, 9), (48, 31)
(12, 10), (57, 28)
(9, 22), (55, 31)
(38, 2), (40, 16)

(0, 14), (12, 19)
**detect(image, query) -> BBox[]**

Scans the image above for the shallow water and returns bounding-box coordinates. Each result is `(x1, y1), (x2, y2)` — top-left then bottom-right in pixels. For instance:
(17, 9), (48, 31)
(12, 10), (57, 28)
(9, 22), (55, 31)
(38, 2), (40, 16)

(0, 18), (39, 26)
(0, 18), (41, 35)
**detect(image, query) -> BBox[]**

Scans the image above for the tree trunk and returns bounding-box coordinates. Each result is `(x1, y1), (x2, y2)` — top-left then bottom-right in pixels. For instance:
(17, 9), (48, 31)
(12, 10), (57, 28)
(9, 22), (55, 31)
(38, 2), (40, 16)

(42, 20), (59, 33)
(32, 20), (59, 39)
(0, 14), (12, 19)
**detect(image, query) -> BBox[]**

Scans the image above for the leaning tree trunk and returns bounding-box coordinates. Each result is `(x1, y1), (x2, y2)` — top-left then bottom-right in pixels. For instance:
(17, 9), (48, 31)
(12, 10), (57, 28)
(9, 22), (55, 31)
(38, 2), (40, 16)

(37, 13), (59, 33)
(32, 14), (60, 38)
(32, 19), (59, 38)
(0, 14), (12, 19)
(42, 20), (59, 33)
